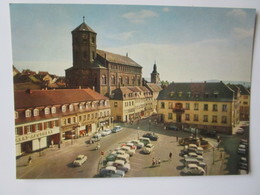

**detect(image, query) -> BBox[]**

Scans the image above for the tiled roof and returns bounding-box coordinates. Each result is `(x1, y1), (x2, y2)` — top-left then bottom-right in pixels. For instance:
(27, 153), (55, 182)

(146, 83), (162, 92)
(96, 49), (142, 68)
(236, 84), (250, 95)
(72, 22), (96, 34)
(14, 88), (108, 109)
(158, 82), (234, 102)
(111, 86), (151, 100)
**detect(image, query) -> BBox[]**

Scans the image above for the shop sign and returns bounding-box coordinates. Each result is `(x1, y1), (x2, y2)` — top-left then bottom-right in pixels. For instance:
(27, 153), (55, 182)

(16, 129), (56, 143)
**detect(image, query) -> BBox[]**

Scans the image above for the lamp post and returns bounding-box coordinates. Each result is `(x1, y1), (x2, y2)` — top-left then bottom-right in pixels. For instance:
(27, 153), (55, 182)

(212, 147), (215, 165)
(137, 126), (140, 139)
(149, 119), (151, 131)
(111, 117), (114, 128)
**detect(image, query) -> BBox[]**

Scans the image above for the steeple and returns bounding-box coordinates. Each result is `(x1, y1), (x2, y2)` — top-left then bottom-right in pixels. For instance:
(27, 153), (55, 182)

(151, 61), (160, 84)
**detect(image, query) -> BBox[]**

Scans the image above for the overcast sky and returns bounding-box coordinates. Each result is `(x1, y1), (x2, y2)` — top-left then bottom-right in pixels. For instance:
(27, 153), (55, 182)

(10, 4), (255, 82)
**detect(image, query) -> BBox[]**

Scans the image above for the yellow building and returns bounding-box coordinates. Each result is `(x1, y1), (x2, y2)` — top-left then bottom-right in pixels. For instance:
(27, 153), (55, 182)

(157, 82), (239, 134)
(110, 86), (153, 122)
(237, 85), (250, 121)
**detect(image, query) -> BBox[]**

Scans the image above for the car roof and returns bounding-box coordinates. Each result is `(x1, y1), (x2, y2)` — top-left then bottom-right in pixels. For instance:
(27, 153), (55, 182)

(140, 137), (150, 140)
(114, 159), (125, 164)
(117, 154), (128, 158)
(106, 166), (117, 171)
(77, 154), (85, 158)
(188, 164), (199, 168)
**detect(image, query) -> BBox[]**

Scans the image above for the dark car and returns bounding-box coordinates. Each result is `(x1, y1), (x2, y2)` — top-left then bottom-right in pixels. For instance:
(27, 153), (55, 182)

(166, 125), (178, 131)
(142, 133), (158, 141)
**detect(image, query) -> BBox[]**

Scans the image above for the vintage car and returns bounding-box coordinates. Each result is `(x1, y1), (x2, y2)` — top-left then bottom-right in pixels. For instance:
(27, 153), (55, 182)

(142, 143), (155, 154)
(99, 166), (125, 177)
(73, 155), (87, 167)
(182, 164), (205, 175)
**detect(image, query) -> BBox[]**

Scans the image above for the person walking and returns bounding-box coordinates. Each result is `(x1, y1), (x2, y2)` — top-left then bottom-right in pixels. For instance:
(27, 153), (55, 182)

(152, 158), (156, 167)
(169, 152), (172, 161)
(27, 156), (32, 165)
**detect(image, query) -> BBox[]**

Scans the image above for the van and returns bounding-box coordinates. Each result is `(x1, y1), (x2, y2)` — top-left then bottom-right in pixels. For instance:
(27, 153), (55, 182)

(91, 133), (102, 142)
(139, 137), (151, 146)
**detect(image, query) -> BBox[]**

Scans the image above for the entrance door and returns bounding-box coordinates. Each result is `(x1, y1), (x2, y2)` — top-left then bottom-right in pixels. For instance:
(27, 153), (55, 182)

(21, 141), (32, 153)
(176, 114), (182, 123)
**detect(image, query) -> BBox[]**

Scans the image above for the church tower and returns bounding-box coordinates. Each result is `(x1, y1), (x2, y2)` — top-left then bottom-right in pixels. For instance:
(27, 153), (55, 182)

(71, 16), (97, 68)
(151, 62), (160, 85)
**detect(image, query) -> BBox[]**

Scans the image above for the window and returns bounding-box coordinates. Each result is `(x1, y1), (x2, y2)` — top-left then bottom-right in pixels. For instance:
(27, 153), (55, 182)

(16, 127), (23, 135)
(178, 92), (182, 97)
(102, 75), (107, 85)
(132, 77), (135, 85)
(51, 107), (56, 114)
(111, 75), (116, 85)
(26, 125), (31, 133)
(212, 116), (217, 123)
(119, 77), (123, 85)
(15, 111), (19, 119)
(62, 105), (66, 113)
(87, 114), (90, 120)
(194, 114), (199, 121)
(222, 116), (227, 124)
(79, 116), (82, 122)
(114, 102), (118, 107)
(185, 103), (190, 110)
(213, 104), (218, 111)
(185, 114), (190, 121)
(33, 109), (39, 117)
(222, 104), (227, 112)
(45, 107), (50, 115)
(187, 92), (191, 98)
(243, 102), (248, 105)
(168, 102), (173, 109)
(125, 77), (129, 85)
(68, 118), (71, 124)
(194, 103), (199, 111)
(161, 102), (165, 109)
(204, 104), (208, 111)
(203, 115), (208, 122)
(91, 37), (95, 44)
(69, 104), (74, 111)
(92, 51), (95, 60)
(213, 91), (219, 98)
(169, 92), (174, 97)
(168, 113), (173, 119)
(95, 113), (98, 118)
(204, 93), (209, 98)
(25, 109), (31, 118)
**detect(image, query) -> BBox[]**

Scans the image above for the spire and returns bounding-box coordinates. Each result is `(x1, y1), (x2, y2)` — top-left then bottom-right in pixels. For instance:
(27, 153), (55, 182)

(152, 61), (158, 74)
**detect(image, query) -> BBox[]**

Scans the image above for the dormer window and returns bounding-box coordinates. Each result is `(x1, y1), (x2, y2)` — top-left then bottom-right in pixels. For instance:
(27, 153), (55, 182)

(51, 107), (56, 114)
(25, 109), (31, 118)
(169, 92), (174, 97)
(187, 92), (191, 98)
(178, 92), (182, 97)
(33, 109), (39, 117)
(15, 111), (19, 119)
(213, 91), (219, 98)
(69, 104), (74, 111)
(44, 107), (50, 115)
(92, 102), (95, 108)
(62, 105), (67, 113)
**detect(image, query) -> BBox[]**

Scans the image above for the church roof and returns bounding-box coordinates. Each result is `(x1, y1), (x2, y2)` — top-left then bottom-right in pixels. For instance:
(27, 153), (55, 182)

(96, 49), (142, 68)
(146, 83), (162, 92)
(72, 22), (96, 34)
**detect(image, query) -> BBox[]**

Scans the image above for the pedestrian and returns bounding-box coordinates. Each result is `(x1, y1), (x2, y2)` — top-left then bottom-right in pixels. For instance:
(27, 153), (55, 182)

(51, 139), (54, 147)
(169, 152), (172, 161)
(152, 158), (156, 167)
(158, 158), (161, 166)
(217, 136), (221, 143)
(28, 156), (32, 165)
(176, 136), (179, 141)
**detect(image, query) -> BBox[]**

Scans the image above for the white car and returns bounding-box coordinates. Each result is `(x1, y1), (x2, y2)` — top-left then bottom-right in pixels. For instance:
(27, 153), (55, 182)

(91, 133), (102, 142)
(142, 143), (154, 154)
(101, 129), (112, 136)
(131, 140), (145, 149)
(111, 150), (130, 158)
(107, 159), (131, 173)
(73, 155), (87, 167)
(120, 146), (135, 156)
(182, 164), (205, 175)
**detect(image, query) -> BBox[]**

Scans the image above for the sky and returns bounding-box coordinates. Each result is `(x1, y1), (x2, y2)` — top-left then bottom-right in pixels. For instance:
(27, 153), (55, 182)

(10, 4), (256, 83)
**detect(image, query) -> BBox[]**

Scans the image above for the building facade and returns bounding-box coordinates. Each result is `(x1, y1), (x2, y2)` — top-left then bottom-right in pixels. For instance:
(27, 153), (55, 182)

(14, 88), (111, 157)
(65, 20), (142, 97)
(157, 82), (239, 134)
(237, 85), (250, 121)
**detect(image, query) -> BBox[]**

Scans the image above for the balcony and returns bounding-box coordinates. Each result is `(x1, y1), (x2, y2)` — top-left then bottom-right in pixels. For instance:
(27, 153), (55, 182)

(172, 107), (185, 114)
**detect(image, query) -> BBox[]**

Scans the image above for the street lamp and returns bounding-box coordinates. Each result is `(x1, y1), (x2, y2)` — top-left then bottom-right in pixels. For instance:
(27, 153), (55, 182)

(212, 147), (215, 165)
(149, 119), (151, 131)
(137, 126), (140, 139)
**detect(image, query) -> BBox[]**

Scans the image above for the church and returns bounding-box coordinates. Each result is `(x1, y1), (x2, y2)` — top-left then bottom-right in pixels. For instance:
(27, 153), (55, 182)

(65, 18), (162, 122)
(65, 18), (143, 97)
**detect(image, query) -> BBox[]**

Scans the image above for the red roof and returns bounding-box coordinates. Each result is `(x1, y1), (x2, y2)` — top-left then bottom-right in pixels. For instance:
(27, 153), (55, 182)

(14, 88), (108, 109)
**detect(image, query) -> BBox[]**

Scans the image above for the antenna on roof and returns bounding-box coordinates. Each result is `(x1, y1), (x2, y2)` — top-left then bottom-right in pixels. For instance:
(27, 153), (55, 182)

(83, 16), (85, 23)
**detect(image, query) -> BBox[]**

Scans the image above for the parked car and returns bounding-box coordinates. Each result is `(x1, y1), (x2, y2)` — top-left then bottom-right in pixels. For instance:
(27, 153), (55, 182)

(179, 137), (200, 146)
(185, 155), (204, 162)
(116, 154), (130, 164)
(236, 128), (245, 134)
(112, 126), (123, 133)
(139, 137), (151, 146)
(107, 159), (131, 173)
(111, 150), (130, 159)
(237, 147), (247, 155)
(105, 153), (118, 162)
(101, 129), (112, 136)
(99, 166), (125, 177)
(91, 133), (102, 142)
(142, 143), (154, 154)
(183, 158), (200, 166)
(240, 139), (248, 146)
(166, 124), (178, 131)
(120, 146), (135, 156)
(121, 142), (137, 150)
(182, 164), (205, 175)
(142, 133), (159, 141)
(73, 155), (87, 167)
(131, 140), (144, 149)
